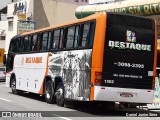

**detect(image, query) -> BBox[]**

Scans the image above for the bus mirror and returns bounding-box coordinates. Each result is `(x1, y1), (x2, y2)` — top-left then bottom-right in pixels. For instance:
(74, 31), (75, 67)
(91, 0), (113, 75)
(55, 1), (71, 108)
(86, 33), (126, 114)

(3, 54), (6, 65)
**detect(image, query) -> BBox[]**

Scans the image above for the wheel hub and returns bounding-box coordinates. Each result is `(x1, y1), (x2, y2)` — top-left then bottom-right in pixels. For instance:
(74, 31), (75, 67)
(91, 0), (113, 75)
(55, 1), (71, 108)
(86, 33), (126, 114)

(46, 92), (50, 99)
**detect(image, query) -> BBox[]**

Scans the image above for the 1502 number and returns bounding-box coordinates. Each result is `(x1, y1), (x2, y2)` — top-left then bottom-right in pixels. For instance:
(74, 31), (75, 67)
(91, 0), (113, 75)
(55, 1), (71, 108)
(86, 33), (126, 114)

(104, 80), (114, 84)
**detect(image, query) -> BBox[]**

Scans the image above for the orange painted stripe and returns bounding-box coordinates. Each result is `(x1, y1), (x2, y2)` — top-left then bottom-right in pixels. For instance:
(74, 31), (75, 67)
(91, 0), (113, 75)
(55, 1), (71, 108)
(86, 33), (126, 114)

(90, 12), (107, 101)
(38, 52), (50, 94)
(153, 19), (158, 88)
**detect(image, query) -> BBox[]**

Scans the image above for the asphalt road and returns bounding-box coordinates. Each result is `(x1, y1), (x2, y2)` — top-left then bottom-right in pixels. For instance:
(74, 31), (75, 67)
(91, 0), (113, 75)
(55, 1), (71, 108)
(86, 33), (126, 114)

(0, 82), (160, 120)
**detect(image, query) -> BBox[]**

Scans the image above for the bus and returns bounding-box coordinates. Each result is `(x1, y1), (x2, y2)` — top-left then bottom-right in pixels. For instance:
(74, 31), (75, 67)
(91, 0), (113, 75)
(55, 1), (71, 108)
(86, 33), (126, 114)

(4, 12), (157, 107)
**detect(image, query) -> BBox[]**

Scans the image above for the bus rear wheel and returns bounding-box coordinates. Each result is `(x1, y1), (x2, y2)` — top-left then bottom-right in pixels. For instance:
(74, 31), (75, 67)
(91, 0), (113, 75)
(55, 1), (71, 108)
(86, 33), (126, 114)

(44, 80), (55, 104)
(55, 82), (64, 106)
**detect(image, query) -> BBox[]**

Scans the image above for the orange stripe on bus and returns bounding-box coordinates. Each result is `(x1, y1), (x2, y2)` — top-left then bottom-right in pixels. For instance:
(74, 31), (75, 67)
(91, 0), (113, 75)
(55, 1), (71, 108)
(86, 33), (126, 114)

(153, 19), (158, 88)
(90, 12), (107, 101)
(38, 52), (50, 94)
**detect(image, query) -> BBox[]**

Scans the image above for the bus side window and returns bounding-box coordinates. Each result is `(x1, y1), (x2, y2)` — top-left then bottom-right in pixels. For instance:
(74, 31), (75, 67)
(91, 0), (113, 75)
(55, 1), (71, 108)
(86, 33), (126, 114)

(24, 36), (29, 52)
(88, 22), (95, 47)
(52, 29), (60, 49)
(35, 34), (42, 51)
(12, 39), (17, 52)
(82, 23), (89, 47)
(9, 39), (14, 52)
(19, 37), (25, 52)
(59, 29), (64, 49)
(80, 22), (95, 47)
(47, 31), (52, 50)
(28, 35), (31, 52)
(74, 26), (80, 48)
(14, 38), (20, 53)
(66, 26), (75, 48)
(31, 34), (42, 52)
(31, 34), (38, 51)
(41, 32), (48, 51)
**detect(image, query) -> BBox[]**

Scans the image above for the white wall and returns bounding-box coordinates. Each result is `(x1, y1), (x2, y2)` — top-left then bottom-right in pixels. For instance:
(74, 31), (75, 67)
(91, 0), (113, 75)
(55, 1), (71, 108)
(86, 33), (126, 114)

(0, 0), (11, 9)
(0, 20), (7, 49)
(55, 2), (80, 25)
(40, 0), (84, 26)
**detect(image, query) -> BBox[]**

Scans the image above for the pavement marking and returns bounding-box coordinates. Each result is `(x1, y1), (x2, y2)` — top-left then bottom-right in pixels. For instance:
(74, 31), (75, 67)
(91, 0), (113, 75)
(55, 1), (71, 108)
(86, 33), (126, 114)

(0, 98), (12, 102)
(52, 114), (72, 120)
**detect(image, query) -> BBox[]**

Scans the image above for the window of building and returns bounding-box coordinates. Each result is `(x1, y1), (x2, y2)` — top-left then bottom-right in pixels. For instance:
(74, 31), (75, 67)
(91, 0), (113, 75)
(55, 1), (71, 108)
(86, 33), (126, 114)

(0, 36), (5, 40)
(8, 21), (13, 31)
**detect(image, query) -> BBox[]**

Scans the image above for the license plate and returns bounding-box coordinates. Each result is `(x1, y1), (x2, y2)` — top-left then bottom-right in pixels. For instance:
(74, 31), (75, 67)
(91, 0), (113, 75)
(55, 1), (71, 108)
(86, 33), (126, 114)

(120, 92), (133, 97)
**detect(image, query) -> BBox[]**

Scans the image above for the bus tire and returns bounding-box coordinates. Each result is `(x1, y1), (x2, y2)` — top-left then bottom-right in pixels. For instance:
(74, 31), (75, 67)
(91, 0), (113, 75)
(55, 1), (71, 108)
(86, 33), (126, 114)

(55, 82), (64, 106)
(44, 80), (55, 104)
(11, 76), (22, 94)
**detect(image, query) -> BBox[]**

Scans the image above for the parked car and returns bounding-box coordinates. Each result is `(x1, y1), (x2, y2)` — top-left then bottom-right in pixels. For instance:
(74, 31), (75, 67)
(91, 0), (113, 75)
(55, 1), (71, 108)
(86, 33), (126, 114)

(0, 67), (6, 81)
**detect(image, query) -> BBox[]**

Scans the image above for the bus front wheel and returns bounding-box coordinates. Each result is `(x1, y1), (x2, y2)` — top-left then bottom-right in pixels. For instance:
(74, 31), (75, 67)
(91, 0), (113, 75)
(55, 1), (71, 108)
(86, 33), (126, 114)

(11, 77), (17, 94)
(44, 80), (55, 104)
(11, 76), (22, 94)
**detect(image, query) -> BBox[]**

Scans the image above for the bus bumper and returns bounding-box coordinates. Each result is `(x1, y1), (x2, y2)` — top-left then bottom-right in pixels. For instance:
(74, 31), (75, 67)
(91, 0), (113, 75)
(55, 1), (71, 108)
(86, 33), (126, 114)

(94, 86), (154, 104)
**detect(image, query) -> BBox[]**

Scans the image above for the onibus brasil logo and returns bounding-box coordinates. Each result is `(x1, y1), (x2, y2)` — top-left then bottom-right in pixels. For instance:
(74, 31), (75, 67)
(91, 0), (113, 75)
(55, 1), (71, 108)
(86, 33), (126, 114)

(108, 30), (151, 51)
